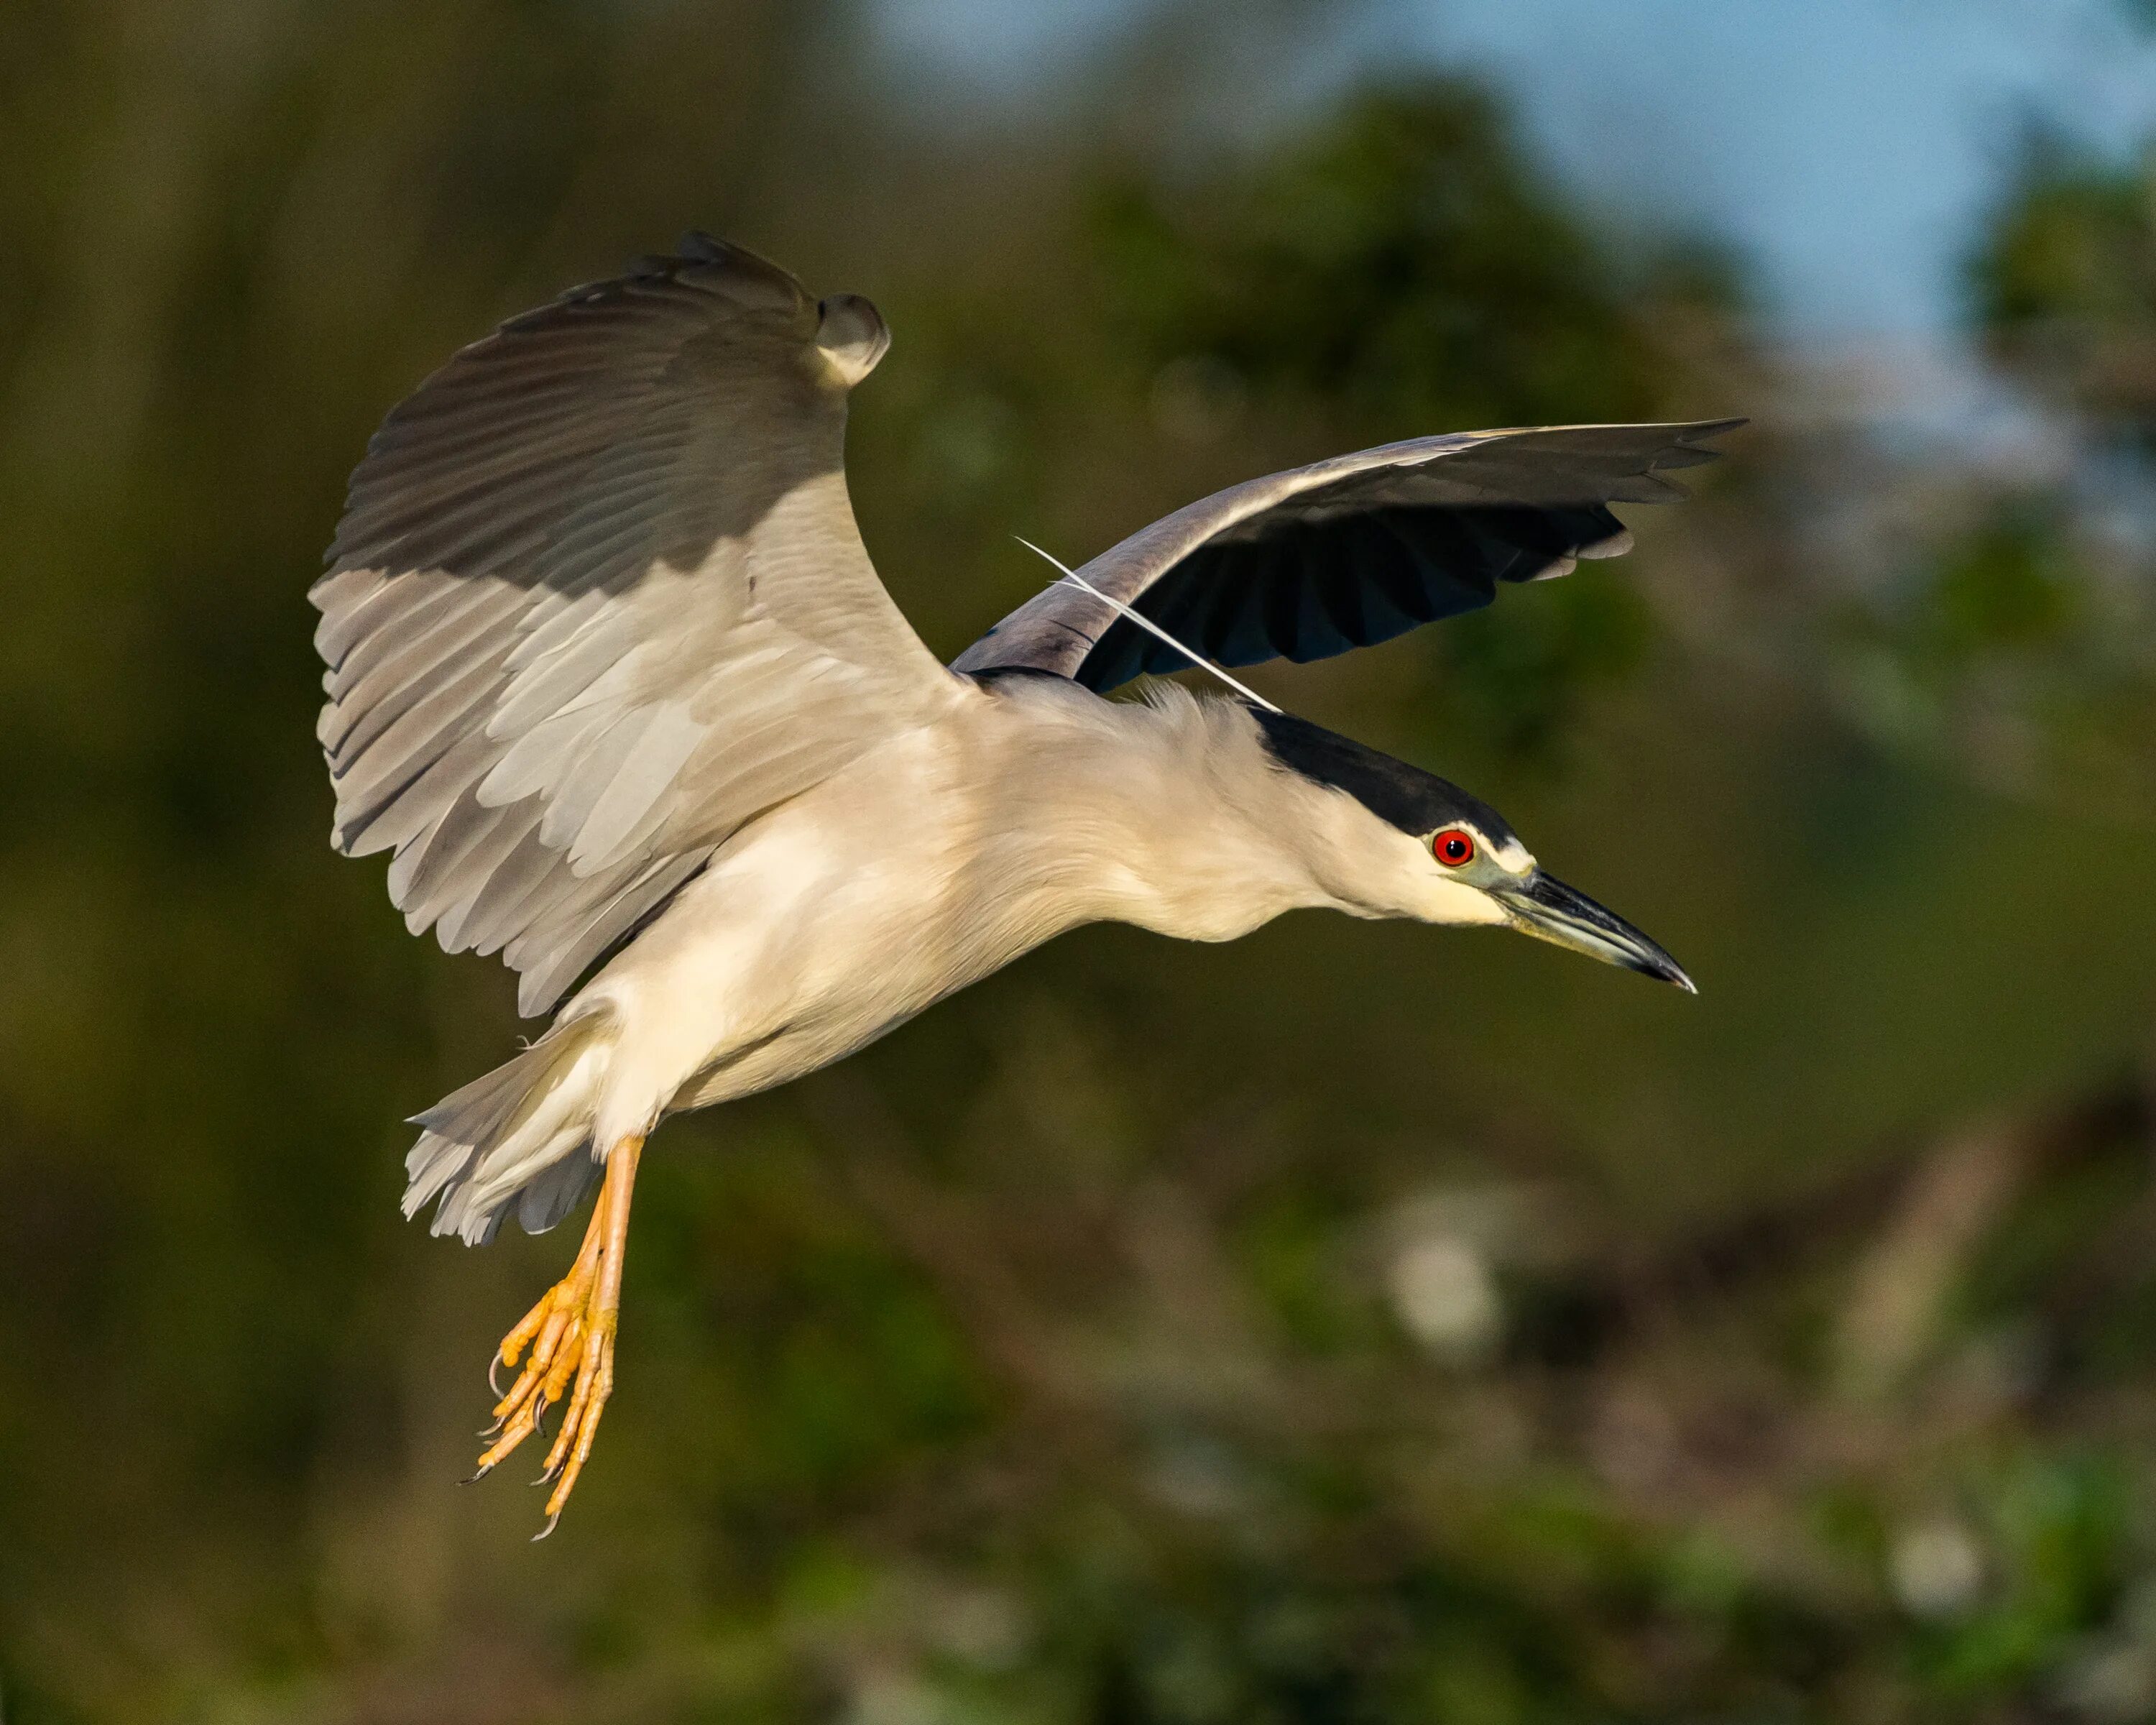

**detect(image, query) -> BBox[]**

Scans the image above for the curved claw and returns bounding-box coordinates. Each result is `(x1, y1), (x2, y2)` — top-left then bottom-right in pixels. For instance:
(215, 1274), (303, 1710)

(465, 1131), (642, 1537)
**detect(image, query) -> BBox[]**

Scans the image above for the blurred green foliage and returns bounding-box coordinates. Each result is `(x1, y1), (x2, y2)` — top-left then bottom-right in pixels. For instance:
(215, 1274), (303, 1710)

(5, 4), (2156, 1724)
(1807, 132), (2156, 819)
(1971, 132), (2156, 442)
(1091, 86), (1741, 432)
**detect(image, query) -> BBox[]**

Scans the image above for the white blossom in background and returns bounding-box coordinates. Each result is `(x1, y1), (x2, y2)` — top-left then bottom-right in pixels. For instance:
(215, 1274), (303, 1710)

(1889, 1517), (1984, 1618)
(1388, 1233), (1503, 1361)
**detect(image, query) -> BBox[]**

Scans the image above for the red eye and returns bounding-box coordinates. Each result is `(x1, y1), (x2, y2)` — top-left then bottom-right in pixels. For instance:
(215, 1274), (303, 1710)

(1434, 829), (1475, 868)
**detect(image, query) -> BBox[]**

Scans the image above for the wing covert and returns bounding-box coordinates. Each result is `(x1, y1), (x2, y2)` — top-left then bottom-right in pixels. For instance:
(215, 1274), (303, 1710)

(313, 234), (957, 1016)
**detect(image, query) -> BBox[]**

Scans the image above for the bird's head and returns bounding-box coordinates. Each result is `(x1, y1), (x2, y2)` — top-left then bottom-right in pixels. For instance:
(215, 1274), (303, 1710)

(1251, 709), (1694, 991)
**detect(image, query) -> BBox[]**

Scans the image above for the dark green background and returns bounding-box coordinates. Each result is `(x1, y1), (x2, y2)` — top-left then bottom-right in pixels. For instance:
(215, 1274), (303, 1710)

(6, 4), (2156, 1720)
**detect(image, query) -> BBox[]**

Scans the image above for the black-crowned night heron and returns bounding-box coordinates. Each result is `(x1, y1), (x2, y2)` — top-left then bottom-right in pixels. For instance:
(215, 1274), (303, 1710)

(313, 234), (1738, 1532)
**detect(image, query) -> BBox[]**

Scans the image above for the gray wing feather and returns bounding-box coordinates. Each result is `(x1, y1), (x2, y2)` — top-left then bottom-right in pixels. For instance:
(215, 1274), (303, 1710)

(951, 420), (1741, 689)
(517, 1149), (601, 1236)
(314, 236), (957, 1016)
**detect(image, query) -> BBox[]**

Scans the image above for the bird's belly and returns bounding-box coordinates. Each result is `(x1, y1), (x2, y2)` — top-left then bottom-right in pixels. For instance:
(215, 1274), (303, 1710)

(660, 894), (1026, 1112)
(568, 692), (1270, 1133)
(580, 816), (1049, 1126)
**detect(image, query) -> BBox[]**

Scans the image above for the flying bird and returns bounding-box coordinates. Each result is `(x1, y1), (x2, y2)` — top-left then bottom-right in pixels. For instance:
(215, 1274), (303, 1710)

(313, 233), (1737, 1533)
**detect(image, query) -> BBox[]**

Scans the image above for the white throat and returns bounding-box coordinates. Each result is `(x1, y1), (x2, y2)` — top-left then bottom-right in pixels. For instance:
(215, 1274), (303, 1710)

(957, 677), (1521, 954)
(965, 680), (1353, 945)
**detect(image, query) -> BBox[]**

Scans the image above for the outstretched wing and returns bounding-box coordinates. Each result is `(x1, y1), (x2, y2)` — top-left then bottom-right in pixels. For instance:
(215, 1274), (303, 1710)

(951, 421), (1741, 689)
(313, 234), (958, 1016)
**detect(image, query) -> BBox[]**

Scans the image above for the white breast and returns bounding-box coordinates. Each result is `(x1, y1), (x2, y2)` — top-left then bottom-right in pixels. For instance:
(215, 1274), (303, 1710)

(562, 677), (1336, 1138)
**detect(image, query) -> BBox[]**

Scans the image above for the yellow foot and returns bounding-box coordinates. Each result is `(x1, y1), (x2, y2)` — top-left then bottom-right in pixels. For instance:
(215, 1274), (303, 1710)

(464, 1133), (642, 1538)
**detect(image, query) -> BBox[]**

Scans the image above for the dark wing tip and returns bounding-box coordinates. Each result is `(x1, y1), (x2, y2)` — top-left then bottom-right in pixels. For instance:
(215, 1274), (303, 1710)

(1652, 417), (1748, 470)
(950, 416), (1750, 684)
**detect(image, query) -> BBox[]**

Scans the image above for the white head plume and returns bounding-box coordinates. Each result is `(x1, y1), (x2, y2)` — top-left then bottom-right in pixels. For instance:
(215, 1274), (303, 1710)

(1012, 537), (1281, 713)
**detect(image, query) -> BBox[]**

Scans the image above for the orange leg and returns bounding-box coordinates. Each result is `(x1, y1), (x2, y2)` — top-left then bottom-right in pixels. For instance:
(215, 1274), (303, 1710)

(467, 1133), (644, 1538)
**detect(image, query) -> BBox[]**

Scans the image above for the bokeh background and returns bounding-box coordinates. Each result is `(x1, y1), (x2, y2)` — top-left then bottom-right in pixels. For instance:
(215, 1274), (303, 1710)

(9, 1), (2156, 1719)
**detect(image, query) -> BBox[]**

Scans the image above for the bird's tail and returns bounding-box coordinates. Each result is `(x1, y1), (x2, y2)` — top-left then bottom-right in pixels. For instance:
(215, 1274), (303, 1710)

(402, 1009), (617, 1246)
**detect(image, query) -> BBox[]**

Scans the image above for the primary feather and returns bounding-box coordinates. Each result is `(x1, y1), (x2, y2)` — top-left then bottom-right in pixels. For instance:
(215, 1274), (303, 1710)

(952, 420), (1741, 687)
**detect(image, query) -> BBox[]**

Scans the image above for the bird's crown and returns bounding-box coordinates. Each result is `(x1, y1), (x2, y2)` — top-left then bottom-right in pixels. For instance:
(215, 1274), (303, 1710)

(1250, 708), (1518, 846)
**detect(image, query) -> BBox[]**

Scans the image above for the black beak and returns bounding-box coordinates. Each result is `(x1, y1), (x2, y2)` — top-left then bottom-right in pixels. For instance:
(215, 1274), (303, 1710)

(1496, 871), (1695, 993)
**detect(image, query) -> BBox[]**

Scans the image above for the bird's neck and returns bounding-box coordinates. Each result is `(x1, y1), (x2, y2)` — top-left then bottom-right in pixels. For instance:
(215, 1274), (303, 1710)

(976, 681), (1350, 945)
